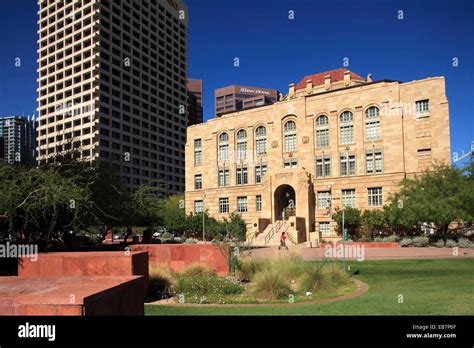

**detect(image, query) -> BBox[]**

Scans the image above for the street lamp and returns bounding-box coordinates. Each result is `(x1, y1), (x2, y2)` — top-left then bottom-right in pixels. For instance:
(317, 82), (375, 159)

(202, 193), (206, 243)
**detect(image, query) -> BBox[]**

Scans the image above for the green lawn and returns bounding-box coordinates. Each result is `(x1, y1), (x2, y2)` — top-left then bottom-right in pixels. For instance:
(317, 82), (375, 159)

(145, 258), (474, 315)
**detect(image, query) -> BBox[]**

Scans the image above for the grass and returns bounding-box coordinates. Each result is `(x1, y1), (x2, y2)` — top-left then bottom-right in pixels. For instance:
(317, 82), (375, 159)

(145, 258), (474, 315)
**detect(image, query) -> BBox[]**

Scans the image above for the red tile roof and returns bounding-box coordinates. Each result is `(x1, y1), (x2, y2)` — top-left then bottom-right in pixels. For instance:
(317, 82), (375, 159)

(295, 68), (365, 90)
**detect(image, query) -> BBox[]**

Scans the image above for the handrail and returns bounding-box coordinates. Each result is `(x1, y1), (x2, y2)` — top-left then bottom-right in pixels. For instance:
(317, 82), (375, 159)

(264, 220), (281, 245)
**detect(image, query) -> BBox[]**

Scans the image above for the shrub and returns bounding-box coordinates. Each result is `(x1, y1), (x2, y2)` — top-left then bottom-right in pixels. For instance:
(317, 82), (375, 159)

(373, 236), (384, 242)
(323, 263), (351, 288)
(179, 263), (215, 278)
(299, 264), (327, 293)
(413, 236), (429, 247)
(383, 235), (400, 242)
(457, 238), (472, 248)
(400, 238), (413, 247)
(270, 253), (305, 282)
(445, 239), (457, 248)
(149, 264), (174, 299)
(235, 257), (267, 282)
(250, 268), (291, 300)
(434, 239), (445, 248)
(356, 236), (371, 242)
(185, 238), (197, 244)
(173, 274), (243, 303)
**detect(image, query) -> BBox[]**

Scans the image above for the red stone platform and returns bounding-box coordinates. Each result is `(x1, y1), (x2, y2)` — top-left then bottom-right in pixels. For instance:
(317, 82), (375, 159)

(130, 244), (229, 276)
(0, 276), (144, 315)
(18, 251), (149, 295)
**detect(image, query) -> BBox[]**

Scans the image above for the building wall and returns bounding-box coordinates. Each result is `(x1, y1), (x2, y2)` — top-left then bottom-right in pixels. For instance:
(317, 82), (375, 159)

(185, 75), (451, 241)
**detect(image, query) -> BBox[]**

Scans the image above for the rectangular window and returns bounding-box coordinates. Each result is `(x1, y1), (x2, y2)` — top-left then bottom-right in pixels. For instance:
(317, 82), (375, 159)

(368, 187), (383, 207)
(256, 195), (262, 212)
(342, 189), (356, 208)
(416, 99), (429, 116)
(194, 174), (202, 190)
(284, 134), (297, 152)
(283, 158), (298, 168)
(218, 169), (229, 187)
(316, 156), (331, 178)
(316, 128), (329, 147)
(320, 222), (331, 237)
(366, 150), (383, 174)
(236, 167), (248, 185)
(340, 154), (356, 176)
(194, 200), (203, 214)
(256, 138), (266, 155)
(237, 141), (247, 160)
(194, 139), (202, 166)
(255, 164), (267, 183)
(317, 191), (331, 209)
(219, 198), (229, 214)
(219, 144), (229, 161)
(340, 125), (354, 144)
(237, 196), (248, 213)
(417, 148), (432, 156)
(366, 120), (380, 141)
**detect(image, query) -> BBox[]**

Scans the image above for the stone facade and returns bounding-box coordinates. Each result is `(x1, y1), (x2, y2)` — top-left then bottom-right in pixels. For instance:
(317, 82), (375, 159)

(185, 69), (451, 244)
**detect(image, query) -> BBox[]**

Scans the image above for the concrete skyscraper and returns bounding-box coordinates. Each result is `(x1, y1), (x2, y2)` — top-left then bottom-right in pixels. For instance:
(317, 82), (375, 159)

(36, 0), (188, 193)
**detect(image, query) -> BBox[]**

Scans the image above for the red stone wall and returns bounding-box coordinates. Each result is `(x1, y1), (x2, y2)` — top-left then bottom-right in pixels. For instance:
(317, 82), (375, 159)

(130, 244), (229, 276)
(319, 242), (400, 248)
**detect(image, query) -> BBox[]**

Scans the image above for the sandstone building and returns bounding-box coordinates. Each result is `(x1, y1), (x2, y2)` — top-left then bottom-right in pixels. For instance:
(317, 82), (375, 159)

(185, 68), (451, 245)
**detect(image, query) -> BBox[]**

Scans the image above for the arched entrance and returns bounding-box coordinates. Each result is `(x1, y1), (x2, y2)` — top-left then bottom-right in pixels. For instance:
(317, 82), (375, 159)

(274, 184), (296, 221)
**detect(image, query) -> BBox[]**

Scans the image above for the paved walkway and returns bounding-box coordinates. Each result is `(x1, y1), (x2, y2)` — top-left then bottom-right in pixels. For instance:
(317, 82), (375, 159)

(244, 245), (474, 261)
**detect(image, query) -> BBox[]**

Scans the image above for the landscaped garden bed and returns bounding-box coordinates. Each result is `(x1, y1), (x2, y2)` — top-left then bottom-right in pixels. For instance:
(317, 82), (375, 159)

(147, 254), (356, 305)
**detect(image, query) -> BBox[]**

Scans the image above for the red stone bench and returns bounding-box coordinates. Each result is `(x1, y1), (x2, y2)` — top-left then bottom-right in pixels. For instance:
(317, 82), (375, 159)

(0, 276), (144, 315)
(130, 244), (229, 276)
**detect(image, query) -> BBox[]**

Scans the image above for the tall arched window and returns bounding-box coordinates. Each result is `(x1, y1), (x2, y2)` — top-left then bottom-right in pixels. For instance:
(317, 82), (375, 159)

(365, 106), (381, 141)
(255, 126), (266, 156)
(339, 111), (354, 144)
(316, 115), (329, 147)
(218, 132), (229, 161)
(283, 120), (297, 152)
(236, 129), (247, 160)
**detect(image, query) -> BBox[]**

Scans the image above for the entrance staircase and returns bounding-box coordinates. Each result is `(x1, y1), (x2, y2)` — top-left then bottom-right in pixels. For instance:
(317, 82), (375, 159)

(251, 220), (297, 247)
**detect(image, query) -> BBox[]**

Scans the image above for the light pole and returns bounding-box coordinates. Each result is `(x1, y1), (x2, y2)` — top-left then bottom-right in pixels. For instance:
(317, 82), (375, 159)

(342, 208), (346, 272)
(202, 193), (206, 243)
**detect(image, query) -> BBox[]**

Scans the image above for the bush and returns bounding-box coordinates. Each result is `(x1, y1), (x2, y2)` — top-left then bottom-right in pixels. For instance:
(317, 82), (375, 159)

(250, 268), (292, 300)
(445, 239), (457, 248)
(299, 263), (350, 293)
(434, 239), (445, 248)
(413, 236), (429, 247)
(173, 274), (243, 303)
(270, 253), (305, 282)
(457, 238), (473, 248)
(149, 264), (174, 299)
(384, 235), (400, 242)
(185, 238), (197, 244)
(400, 238), (413, 247)
(299, 264), (327, 293)
(235, 257), (267, 282)
(179, 263), (215, 278)
(323, 263), (351, 288)
(373, 236), (384, 242)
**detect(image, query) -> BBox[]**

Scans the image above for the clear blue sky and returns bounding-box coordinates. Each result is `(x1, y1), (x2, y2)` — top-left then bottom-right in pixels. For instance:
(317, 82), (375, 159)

(0, 0), (473, 165)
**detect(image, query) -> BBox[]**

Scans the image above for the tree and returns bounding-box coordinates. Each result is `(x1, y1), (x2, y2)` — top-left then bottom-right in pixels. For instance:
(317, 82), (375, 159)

(156, 195), (187, 235)
(333, 207), (362, 238)
(385, 163), (474, 235)
(361, 209), (387, 237)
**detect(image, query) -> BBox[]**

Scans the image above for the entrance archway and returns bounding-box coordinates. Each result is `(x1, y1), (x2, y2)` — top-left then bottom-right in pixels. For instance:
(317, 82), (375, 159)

(274, 184), (296, 221)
